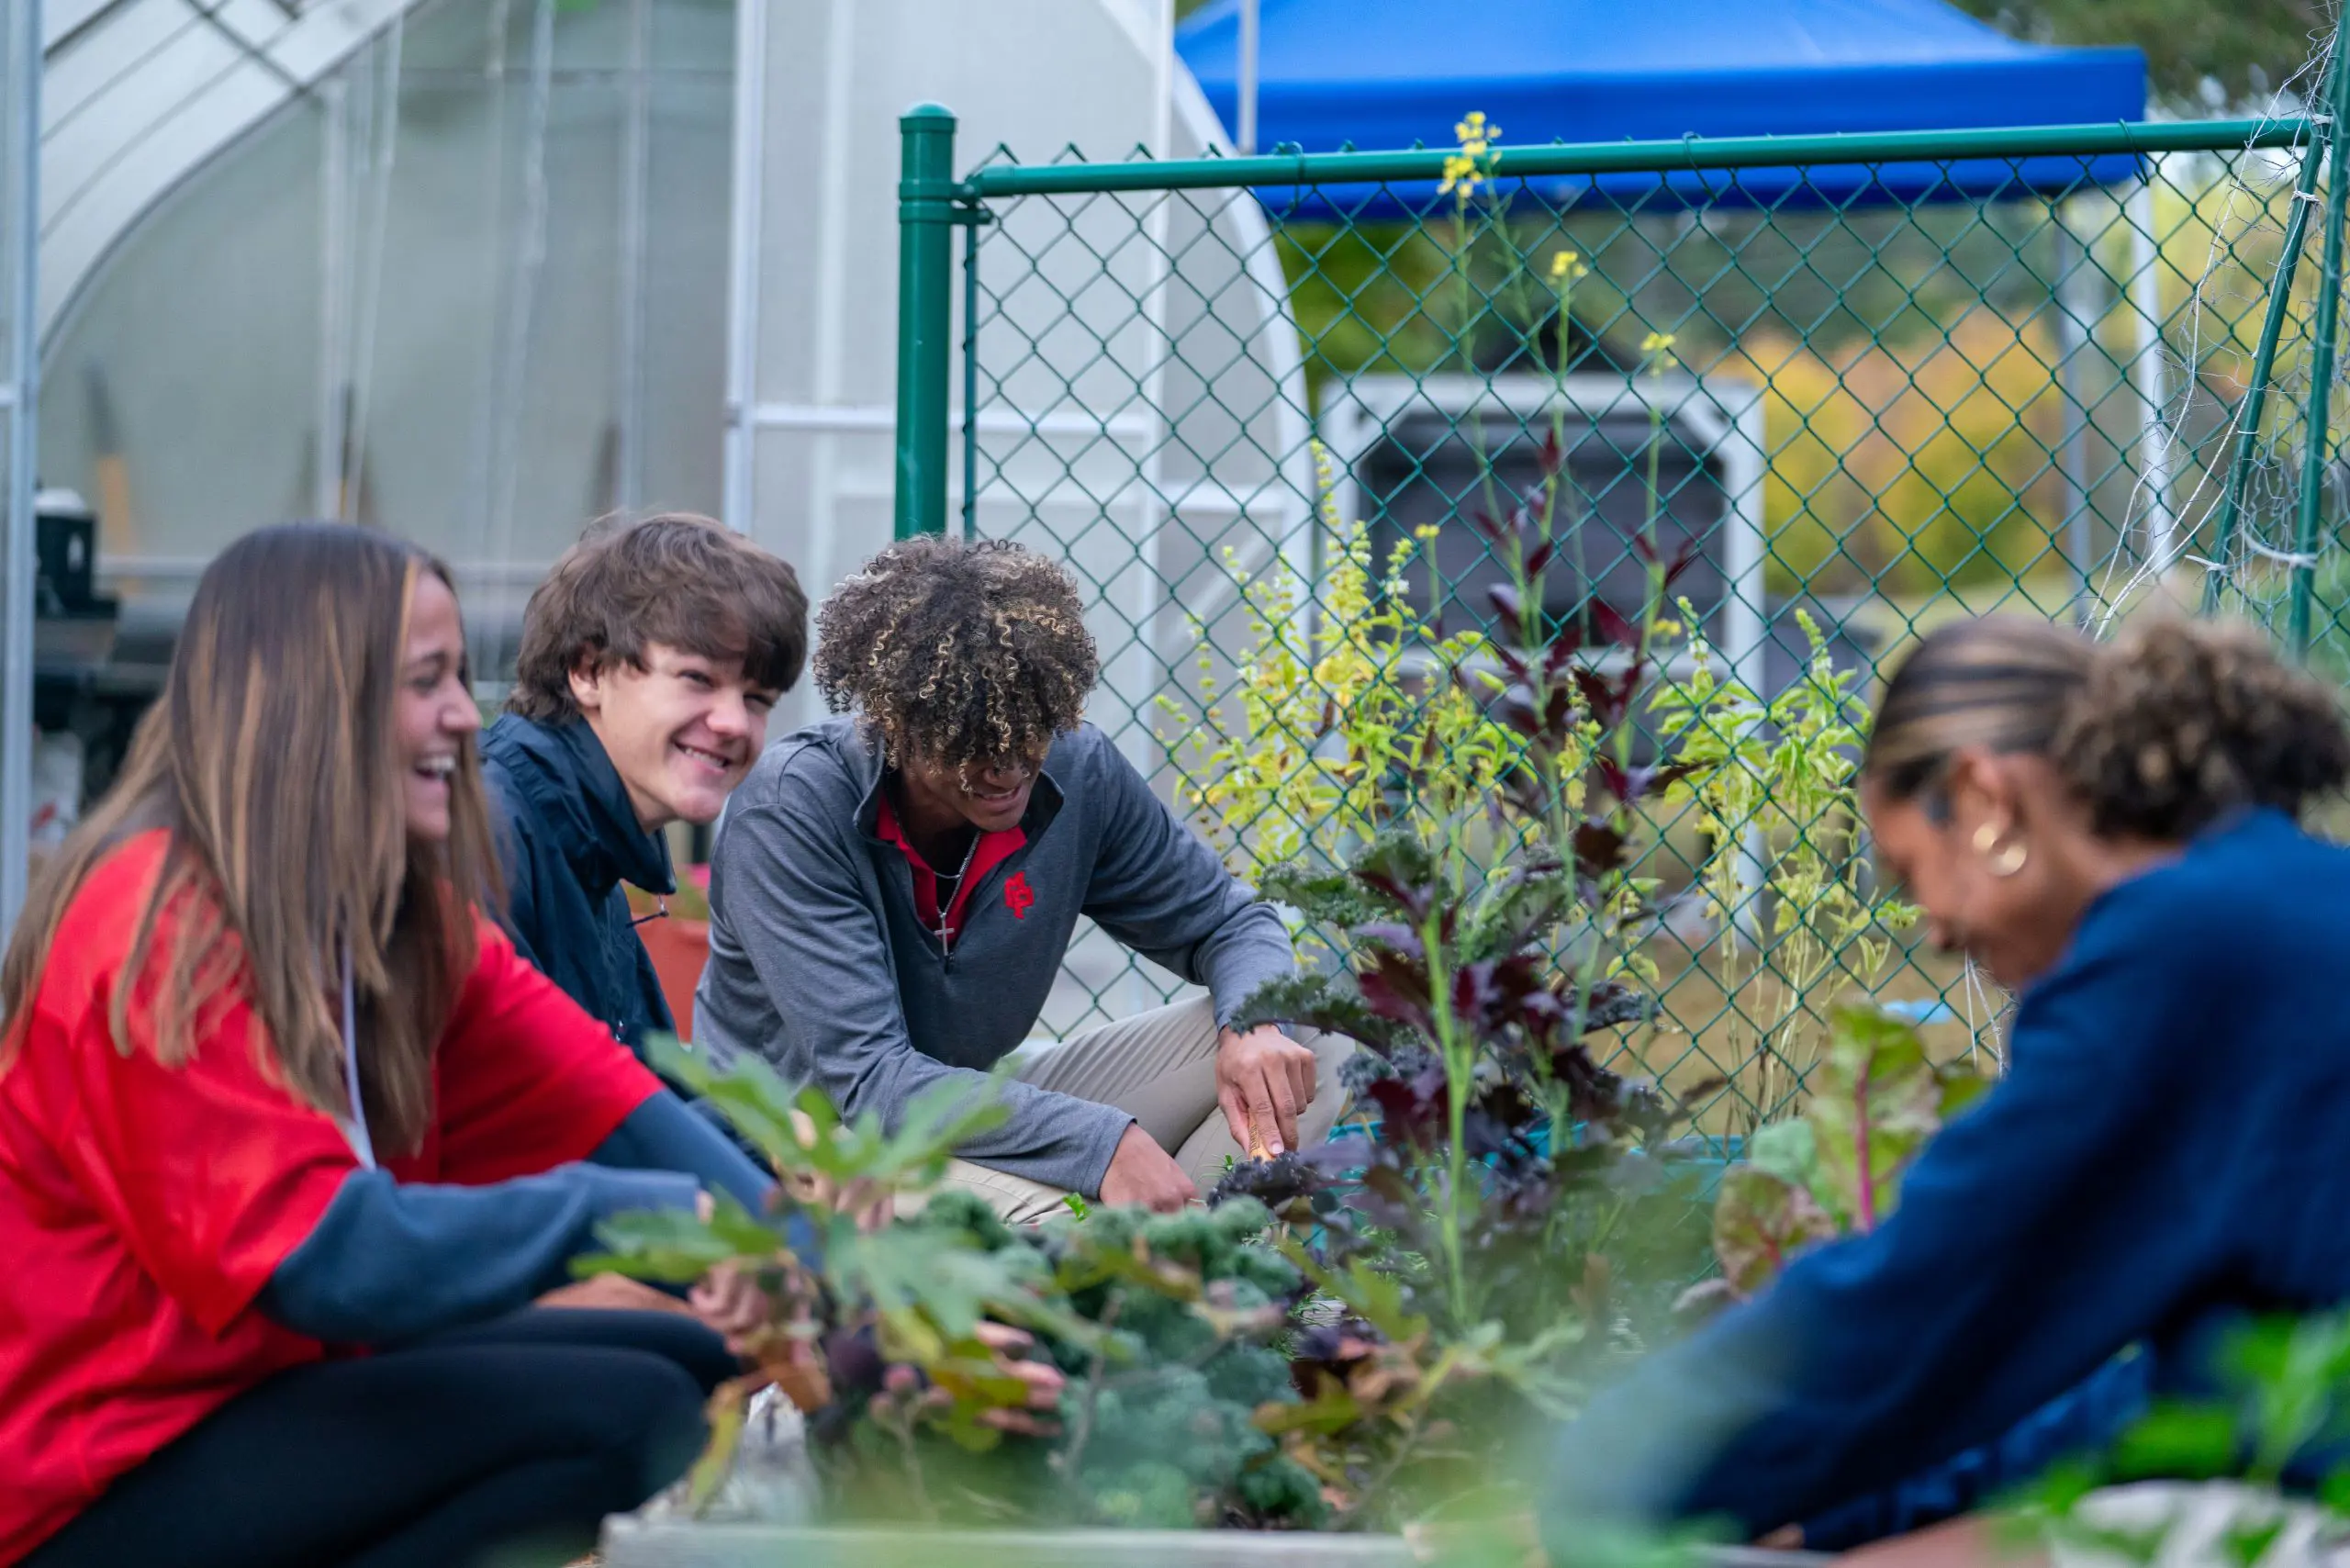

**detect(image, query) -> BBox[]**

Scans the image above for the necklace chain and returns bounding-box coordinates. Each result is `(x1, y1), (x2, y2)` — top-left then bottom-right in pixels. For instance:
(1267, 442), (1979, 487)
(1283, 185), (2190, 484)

(932, 834), (979, 949)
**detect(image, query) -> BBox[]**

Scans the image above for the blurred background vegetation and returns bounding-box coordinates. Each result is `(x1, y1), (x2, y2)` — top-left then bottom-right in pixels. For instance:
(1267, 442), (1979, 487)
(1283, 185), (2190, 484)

(1179, 0), (2332, 609)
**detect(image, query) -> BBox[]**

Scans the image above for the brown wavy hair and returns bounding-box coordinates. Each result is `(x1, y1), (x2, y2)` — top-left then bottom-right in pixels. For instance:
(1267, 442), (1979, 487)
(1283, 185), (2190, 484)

(0, 523), (502, 1154)
(509, 511), (809, 722)
(1863, 615), (2350, 839)
(812, 535), (1098, 767)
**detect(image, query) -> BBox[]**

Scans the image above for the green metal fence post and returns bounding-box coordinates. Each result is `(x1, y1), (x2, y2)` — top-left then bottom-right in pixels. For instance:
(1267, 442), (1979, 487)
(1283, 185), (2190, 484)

(894, 103), (957, 540)
(961, 210), (981, 541)
(2203, 136), (2324, 616)
(2289, 21), (2350, 654)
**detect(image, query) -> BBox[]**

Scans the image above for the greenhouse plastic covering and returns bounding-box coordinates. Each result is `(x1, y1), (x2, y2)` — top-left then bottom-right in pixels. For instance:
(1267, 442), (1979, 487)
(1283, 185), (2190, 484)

(39, 0), (418, 339)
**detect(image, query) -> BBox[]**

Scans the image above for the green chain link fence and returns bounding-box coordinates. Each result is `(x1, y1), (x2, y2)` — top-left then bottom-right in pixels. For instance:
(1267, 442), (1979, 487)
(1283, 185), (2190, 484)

(892, 106), (2340, 1131)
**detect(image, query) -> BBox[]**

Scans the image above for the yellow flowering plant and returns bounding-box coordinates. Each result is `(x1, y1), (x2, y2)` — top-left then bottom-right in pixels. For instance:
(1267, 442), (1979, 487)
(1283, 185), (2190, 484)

(1159, 444), (1530, 899)
(1650, 604), (1920, 1130)
(1438, 111), (1502, 200)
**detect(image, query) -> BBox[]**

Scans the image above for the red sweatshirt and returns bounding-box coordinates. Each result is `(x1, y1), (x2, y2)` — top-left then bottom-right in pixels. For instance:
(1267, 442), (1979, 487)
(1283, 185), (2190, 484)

(0, 831), (670, 1563)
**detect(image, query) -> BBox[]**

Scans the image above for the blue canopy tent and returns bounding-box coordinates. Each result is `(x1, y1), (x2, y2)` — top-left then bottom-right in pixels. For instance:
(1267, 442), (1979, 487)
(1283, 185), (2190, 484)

(1177, 0), (2149, 214)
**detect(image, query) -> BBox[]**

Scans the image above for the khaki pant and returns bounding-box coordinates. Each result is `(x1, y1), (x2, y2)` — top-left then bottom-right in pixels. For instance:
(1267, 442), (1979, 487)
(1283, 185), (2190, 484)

(934, 995), (1353, 1225)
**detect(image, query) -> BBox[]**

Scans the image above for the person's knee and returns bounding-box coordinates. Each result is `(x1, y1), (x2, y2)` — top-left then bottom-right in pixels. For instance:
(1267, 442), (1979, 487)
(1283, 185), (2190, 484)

(607, 1313), (739, 1395)
(595, 1354), (713, 1508)
(932, 1158), (1076, 1226)
(441, 1308), (741, 1396)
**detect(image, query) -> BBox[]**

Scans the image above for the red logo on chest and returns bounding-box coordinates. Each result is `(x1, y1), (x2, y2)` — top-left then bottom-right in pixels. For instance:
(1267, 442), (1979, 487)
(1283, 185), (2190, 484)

(1004, 873), (1035, 920)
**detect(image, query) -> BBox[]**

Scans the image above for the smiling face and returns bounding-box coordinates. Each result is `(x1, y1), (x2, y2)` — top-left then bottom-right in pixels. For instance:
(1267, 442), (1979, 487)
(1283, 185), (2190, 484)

(896, 746), (1046, 836)
(568, 643), (778, 831)
(397, 571), (482, 844)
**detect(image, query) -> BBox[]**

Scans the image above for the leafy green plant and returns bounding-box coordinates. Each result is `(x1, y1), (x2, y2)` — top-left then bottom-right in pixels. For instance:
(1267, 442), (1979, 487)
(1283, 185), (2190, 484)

(1227, 847), (1713, 1525)
(829, 1193), (1329, 1529)
(1176, 117), (1909, 1131)
(1223, 813), (1719, 1525)
(585, 1037), (1330, 1529)
(1677, 1007), (1986, 1316)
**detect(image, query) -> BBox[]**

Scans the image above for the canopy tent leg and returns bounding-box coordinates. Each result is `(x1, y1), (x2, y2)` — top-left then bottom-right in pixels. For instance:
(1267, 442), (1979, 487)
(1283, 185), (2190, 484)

(2053, 197), (2096, 622)
(1724, 390), (1768, 952)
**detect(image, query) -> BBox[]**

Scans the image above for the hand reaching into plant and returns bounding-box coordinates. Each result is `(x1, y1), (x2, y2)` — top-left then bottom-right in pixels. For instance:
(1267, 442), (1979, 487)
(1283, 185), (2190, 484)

(966, 1322), (1066, 1434)
(783, 1107), (896, 1232)
(688, 1259), (771, 1354)
(1215, 1024), (1317, 1155)
(1099, 1123), (1196, 1211)
(683, 1191), (797, 1392)
(683, 1257), (1070, 1433)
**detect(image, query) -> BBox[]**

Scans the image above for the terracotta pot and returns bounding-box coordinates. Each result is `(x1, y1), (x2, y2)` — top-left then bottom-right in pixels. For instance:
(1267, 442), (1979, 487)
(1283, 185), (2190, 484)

(637, 913), (711, 1041)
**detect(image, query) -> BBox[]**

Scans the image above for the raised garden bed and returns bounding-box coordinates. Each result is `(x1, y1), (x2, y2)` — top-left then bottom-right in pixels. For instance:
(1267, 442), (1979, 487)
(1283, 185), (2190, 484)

(599, 1521), (1825, 1568)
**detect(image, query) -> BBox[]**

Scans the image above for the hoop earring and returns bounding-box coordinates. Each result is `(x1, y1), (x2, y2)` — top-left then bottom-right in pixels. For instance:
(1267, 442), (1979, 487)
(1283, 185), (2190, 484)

(1972, 822), (2029, 878)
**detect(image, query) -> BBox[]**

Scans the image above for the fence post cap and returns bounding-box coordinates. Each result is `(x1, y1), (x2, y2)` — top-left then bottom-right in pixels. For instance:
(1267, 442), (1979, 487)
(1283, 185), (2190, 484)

(901, 102), (957, 129)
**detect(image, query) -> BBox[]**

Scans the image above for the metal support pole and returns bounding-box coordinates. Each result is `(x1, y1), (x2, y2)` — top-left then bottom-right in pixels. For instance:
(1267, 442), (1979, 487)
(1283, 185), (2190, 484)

(0, 0), (39, 940)
(894, 104), (957, 540)
(2289, 14), (2350, 655)
(1237, 0), (1259, 154)
(2052, 201), (2094, 619)
(2203, 131), (2322, 615)
(614, 0), (652, 513)
(1723, 388), (1769, 951)
(719, 0), (767, 533)
(2128, 179), (2176, 576)
(317, 74), (351, 520)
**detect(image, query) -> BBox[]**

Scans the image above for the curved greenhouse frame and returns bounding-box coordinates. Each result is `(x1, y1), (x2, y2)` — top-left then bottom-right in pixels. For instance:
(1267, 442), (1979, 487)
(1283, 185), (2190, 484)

(8, 0), (1318, 946)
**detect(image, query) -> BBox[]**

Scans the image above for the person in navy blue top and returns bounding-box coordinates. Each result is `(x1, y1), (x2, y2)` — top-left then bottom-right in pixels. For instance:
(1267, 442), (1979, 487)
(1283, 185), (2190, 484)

(1541, 613), (2350, 1551)
(481, 512), (807, 1061)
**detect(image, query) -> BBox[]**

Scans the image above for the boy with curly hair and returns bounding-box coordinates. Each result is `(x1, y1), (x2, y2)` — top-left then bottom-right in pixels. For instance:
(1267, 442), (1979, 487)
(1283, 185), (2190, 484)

(697, 536), (1349, 1219)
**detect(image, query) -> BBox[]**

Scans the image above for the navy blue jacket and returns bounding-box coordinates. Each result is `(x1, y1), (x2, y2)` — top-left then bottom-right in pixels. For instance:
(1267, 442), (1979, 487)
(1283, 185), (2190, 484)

(481, 713), (677, 1060)
(1544, 809), (2350, 1540)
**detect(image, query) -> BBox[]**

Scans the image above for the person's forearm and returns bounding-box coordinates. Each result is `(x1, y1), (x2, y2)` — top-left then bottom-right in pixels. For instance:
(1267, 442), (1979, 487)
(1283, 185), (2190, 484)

(1199, 908), (1298, 1030)
(954, 1091), (1134, 1195)
(1795, 1351), (2152, 1551)
(594, 1092), (836, 1260)
(594, 1092), (772, 1210)
(259, 1163), (699, 1345)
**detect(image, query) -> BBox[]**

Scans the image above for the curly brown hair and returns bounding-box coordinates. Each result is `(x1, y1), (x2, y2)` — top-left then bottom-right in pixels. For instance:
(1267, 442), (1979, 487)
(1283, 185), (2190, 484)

(1863, 614), (2350, 838)
(813, 535), (1098, 767)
